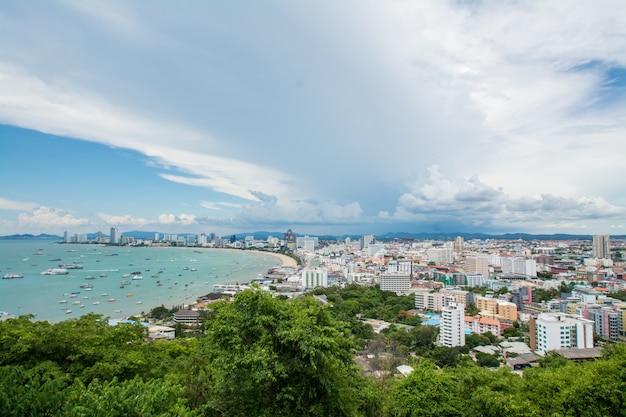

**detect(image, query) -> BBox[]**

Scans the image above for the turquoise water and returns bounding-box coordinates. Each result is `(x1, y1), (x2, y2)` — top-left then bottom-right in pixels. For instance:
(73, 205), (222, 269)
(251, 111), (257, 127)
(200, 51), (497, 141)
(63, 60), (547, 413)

(0, 240), (281, 323)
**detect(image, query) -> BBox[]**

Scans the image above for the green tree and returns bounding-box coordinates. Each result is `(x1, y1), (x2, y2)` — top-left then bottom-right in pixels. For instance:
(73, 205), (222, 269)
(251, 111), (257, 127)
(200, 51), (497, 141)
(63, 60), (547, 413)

(190, 286), (376, 416)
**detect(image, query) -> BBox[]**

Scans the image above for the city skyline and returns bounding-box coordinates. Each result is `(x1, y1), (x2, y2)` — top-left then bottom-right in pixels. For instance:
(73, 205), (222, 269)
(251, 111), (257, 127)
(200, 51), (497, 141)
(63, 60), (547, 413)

(1, 1), (625, 236)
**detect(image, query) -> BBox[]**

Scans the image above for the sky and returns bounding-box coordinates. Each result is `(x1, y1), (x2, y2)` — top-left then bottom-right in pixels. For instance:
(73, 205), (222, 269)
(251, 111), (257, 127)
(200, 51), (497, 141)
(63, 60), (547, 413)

(1, 0), (625, 237)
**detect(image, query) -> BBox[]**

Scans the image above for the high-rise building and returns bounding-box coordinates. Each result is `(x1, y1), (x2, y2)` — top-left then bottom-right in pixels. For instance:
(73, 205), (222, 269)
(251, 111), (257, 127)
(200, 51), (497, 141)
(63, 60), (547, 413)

(63, 231), (70, 243)
(530, 313), (594, 355)
(109, 227), (119, 245)
(360, 234), (375, 250)
(592, 235), (610, 259)
(453, 236), (464, 252)
(301, 268), (328, 289)
(440, 302), (465, 347)
(465, 256), (490, 278)
(379, 272), (411, 295)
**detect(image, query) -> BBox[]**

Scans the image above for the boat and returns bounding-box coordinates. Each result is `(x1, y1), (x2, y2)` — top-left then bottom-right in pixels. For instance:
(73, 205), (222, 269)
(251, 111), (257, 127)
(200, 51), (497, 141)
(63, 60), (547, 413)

(85, 275), (96, 280)
(131, 271), (141, 275)
(73, 301), (81, 305)
(100, 293), (108, 297)
(121, 280), (131, 285)
(80, 283), (94, 289)
(107, 298), (116, 302)
(132, 275), (143, 280)
(151, 274), (159, 278)
(191, 268), (198, 271)
(40, 268), (69, 275)
(3, 273), (24, 279)
(114, 309), (122, 313)
(122, 273), (130, 278)
(126, 293), (133, 297)
(100, 273), (108, 277)
(92, 301), (100, 305)
(59, 264), (83, 269)
(136, 301), (142, 304)
(59, 300), (67, 304)
(65, 310), (72, 314)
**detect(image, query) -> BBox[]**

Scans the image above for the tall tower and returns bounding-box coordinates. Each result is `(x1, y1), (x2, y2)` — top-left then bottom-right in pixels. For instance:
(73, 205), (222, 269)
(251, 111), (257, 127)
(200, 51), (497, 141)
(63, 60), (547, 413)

(592, 235), (610, 259)
(110, 227), (119, 245)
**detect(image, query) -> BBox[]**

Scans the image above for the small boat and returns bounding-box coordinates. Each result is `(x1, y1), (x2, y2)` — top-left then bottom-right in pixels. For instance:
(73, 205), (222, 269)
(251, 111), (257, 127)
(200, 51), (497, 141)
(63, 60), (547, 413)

(121, 280), (131, 285)
(114, 309), (122, 313)
(107, 298), (116, 302)
(132, 275), (143, 280)
(122, 273), (130, 278)
(191, 268), (197, 271)
(92, 301), (100, 305)
(136, 301), (142, 304)
(80, 283), (94, 289)
(65, 310), (72, 314)
(85, 276), (96, 280)
(100, 273), (107, 277)
(126, 293), (133, 297)
(3, 273), (24, 279)
(59, 300), (67, 304)
(100, 293), (108, 297)
(73, 301), (81, 305)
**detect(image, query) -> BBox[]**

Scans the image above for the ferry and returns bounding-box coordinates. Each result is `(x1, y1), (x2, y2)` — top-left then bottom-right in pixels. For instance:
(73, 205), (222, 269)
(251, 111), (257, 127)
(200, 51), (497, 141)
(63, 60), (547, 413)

(3, 273), (24, 279)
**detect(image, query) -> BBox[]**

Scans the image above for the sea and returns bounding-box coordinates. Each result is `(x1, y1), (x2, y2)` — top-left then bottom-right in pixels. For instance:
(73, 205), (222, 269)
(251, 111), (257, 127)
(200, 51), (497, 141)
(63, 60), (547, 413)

(0, 240), (282, 323)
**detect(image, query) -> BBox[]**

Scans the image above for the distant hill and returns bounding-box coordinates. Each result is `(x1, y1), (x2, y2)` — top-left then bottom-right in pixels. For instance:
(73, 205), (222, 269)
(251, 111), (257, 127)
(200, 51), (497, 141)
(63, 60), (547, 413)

(0, 233), (62, 240)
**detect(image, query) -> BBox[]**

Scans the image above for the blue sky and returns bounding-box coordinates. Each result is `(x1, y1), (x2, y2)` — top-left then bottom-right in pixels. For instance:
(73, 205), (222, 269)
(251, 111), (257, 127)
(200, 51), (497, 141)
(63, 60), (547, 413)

(1, 0), (625, 237)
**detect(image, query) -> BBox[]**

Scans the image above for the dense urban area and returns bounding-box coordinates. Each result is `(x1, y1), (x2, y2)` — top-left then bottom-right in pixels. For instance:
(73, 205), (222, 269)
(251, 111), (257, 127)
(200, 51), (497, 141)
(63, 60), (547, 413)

(1, 229), (625, 416)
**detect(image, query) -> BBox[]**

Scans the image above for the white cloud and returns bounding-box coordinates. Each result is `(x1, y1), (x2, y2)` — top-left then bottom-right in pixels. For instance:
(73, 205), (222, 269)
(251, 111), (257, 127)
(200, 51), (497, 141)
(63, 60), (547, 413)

(17, 206), (88, 229)
(0, 1), (624, 234)
(98, 213), (150, 227)
(157, 213), (197, 226)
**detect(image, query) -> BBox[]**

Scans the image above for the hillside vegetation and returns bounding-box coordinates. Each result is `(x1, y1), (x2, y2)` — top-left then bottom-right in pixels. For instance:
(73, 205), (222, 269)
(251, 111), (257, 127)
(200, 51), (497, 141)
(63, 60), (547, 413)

(1, 286), (625, 416)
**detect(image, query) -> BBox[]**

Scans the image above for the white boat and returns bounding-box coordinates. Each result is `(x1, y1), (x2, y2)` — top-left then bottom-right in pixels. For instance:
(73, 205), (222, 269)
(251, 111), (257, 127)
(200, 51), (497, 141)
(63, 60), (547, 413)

(3, 273), (24, 279)
(41, 268), (69, 275)
(92, 301), (100, 305)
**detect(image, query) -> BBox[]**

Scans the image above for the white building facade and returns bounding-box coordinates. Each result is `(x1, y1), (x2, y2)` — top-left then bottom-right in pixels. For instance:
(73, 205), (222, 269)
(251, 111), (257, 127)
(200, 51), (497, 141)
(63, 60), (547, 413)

(440, 302), (465, 347)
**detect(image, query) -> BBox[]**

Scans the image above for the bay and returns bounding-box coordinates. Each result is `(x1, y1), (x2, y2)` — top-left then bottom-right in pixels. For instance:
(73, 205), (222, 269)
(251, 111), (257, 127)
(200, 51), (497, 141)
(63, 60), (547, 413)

(0, 240), (281, 323)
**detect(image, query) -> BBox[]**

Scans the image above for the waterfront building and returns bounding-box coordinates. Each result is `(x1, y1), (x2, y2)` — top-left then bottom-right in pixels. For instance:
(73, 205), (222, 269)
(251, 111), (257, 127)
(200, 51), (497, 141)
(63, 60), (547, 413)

(440, 302), (465, 347)
(110, 227), (119, 245)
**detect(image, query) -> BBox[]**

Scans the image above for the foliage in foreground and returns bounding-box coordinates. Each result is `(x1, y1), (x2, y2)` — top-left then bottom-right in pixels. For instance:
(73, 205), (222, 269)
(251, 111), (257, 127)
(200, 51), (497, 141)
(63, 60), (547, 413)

(1, 288), (625, 416)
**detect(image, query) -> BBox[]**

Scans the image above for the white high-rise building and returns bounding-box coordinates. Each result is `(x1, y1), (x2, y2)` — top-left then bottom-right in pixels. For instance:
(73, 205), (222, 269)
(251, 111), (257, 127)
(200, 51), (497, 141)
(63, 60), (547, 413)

(440, 302), (465, 347)
(301, 268), (328, 289)
(532, 313), (594, 355)
(592, 235), (610, 259)
(109, 227), (119, 245)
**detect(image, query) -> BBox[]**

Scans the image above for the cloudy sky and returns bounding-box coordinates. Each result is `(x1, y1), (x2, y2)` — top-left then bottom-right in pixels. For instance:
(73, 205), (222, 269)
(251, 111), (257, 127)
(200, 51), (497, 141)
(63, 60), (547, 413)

(1, 1), (625, 237)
